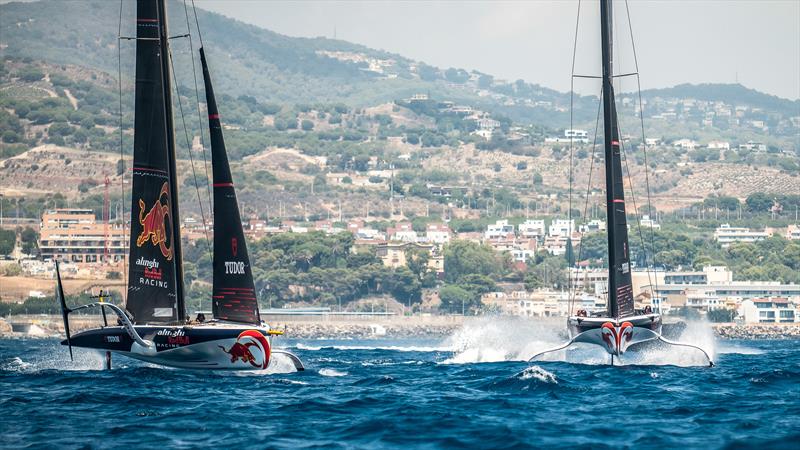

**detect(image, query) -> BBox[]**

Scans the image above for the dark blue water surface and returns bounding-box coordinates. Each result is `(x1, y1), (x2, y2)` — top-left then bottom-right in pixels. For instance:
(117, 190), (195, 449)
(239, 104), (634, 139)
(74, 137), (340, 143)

(1, 334), (799, 449)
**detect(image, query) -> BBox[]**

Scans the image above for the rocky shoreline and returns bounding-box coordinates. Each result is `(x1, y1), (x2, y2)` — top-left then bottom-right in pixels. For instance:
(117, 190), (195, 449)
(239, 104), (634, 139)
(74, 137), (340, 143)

(2, 316), (800, 340)
(712, 324), (800, 340)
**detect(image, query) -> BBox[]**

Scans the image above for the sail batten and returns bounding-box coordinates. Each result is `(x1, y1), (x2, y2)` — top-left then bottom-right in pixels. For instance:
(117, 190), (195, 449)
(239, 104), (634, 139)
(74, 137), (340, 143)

(600, 0), (634, 319)
(200, 47), (261, 325)
(126, 0), (183, 324)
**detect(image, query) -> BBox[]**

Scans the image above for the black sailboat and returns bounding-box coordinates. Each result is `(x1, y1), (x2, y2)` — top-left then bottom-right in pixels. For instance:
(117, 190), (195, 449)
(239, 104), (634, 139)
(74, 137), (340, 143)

(530, 0), (712, 366)
(56, 0), (303, 371)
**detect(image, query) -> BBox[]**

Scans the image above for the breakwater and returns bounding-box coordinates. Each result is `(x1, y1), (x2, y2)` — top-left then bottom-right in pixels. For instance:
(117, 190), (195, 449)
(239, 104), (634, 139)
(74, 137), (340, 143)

(1, 315), (799, 339)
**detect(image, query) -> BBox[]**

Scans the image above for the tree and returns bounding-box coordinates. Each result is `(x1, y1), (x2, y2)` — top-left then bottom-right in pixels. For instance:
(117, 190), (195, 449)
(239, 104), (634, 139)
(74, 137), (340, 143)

(20, 227), (38, 255)
(477, 74), (494, 89)
(417, 64), (439, 81)
(301, 119), (314, 131)
(745, 192), (773, 213)
(444, 68), (469, 84)
(707, 308), (735, 323)
(405, 246), (430, 281)
(439, 285), (473, 314)
(0, 229), (15, 255)
(564, 237), (576, 266)
(444, 240), (504, 283)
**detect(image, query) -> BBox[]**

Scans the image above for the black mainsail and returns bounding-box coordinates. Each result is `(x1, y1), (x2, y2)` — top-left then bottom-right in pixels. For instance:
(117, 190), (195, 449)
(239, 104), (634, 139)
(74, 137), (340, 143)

(600, 0), (634, 319)
(200, 48), (261, 325)
(126, 0), (186, 324)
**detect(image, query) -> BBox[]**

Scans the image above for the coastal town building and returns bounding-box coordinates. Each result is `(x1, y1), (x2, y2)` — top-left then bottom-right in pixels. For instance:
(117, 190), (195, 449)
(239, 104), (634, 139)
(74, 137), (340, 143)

(548, 219), (575, 237)
(713, 224), (771, 247)
(375, 242), (444, 277)
(485, 220), (515, 240)
(387, 222), (418, 243)
(425, 223), (452, 245)
(542, 233), (580, 256)
(638, 215), (661, 230)
(38, 209), (126, 265)
(482, 289), (600, 317)
(579, 219), (606, 234)
(518, 219), (546, 238)
(786, 224), (800, 241)
(739, 297), (797, 324)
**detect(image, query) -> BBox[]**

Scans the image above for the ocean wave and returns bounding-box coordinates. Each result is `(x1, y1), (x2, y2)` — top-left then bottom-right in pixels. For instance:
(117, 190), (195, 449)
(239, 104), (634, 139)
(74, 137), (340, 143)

(294, 343), (452, 353)
(319, 368), (348, 377)
(517, 365), (558, 384)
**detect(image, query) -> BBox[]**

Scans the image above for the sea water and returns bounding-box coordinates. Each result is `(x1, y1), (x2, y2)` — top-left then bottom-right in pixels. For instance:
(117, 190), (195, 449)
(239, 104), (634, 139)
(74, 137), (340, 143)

(1, 319), (798, 449)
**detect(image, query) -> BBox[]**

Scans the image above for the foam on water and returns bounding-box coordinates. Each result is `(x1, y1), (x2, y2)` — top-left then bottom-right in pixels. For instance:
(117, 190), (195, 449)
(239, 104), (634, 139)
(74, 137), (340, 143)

(440, 316), (719, 367)
(517, 365), (558, 384)
(319, 368), (348, 377)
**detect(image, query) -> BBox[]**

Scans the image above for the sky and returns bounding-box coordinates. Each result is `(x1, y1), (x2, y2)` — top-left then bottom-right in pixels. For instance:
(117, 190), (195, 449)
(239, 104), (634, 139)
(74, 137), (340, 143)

(194, 0), (800, 100)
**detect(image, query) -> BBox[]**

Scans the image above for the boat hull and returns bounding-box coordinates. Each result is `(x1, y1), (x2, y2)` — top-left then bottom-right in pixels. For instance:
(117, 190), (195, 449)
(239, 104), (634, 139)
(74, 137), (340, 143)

(567, 314), (662, 356)
(63, 324), (278, 370)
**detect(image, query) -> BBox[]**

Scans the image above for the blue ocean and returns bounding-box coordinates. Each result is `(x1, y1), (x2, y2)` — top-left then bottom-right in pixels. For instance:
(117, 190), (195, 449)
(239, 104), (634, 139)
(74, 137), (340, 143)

(1, 320), (798, 449)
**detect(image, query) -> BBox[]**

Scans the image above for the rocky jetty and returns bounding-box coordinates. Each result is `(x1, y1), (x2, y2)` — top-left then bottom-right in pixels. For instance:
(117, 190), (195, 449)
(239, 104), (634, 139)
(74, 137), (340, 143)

(714, 324), (800, 340)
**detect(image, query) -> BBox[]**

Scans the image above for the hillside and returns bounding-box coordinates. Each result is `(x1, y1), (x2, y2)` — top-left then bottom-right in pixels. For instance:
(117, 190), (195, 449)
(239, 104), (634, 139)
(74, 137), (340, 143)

(1, 0), (799, 225)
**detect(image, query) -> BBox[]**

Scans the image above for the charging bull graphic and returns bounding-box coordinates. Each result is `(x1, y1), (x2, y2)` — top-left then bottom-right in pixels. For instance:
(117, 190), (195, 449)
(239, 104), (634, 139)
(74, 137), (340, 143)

(219, 330), (271, 369)
(601, 321), (634, 355)
(136, 182), (173, 260)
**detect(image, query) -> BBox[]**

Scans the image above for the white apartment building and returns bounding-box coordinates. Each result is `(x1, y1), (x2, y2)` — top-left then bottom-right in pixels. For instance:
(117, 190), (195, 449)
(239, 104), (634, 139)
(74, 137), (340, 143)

(518, 219), (546, 238)
(639, 215), (661, 230)
(485, 220), (515, 240)
(707, 140), (730, 150)
(579, 219), (606, 234)
(426, 223), (452, 245)
(713, 224), (771, 247)
(739, 298), (798, 324)
(388, 222), (419, 243)
(548, 219), (575, 237)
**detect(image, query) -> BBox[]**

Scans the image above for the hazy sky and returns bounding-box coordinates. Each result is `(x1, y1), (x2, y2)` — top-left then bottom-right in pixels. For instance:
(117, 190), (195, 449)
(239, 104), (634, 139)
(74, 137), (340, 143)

(194, 0), (800, 100)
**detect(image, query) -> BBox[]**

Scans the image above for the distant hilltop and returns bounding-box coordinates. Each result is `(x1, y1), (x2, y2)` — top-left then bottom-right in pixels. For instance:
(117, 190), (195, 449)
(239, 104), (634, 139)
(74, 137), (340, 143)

(1, 0), (798, 129)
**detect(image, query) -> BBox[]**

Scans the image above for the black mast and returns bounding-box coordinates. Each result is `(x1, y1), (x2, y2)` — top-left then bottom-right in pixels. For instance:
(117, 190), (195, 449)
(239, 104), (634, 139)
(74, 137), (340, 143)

(600, 0), (634, 319)
(156, 0), (186, 322)
(125, 0), (185, 324)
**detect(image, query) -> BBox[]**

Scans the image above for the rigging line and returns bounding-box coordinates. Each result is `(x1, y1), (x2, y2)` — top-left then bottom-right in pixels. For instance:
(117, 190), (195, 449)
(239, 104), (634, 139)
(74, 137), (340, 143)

(571, 88), (603, 315)
(182, 0), (212, 231)
(168, 47), (212, 249)
(625, 0), (659, 303)
(117, 0), (128, 300)
(567, 0), (581, 310)
(190, 0), (205, 48)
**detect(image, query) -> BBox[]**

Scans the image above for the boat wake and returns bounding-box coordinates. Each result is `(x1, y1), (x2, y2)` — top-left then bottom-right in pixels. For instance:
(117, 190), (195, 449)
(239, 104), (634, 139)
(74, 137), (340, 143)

(441, 317), (565, 364)
(440, 317), (718, 367)
(2, 347), (109, 373)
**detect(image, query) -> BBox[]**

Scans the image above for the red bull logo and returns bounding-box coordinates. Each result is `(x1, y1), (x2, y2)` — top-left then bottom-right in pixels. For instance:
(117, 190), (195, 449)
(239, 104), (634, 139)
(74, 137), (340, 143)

(136, 182), (173, 260)
(218, 330), (271, 369)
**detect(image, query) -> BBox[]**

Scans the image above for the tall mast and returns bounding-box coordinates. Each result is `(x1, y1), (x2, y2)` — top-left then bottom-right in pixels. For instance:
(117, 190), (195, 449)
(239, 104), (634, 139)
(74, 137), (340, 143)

(156, 0), (186, 322)
(126, 0), (185, 324)
(600, 0), (634, 319)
